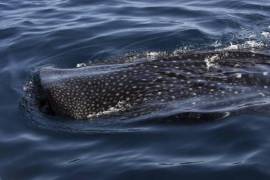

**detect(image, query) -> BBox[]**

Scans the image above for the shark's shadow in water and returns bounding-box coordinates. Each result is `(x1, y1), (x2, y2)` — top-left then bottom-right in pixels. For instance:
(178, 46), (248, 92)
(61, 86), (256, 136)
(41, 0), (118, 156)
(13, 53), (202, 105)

(27, 50), (270, 122)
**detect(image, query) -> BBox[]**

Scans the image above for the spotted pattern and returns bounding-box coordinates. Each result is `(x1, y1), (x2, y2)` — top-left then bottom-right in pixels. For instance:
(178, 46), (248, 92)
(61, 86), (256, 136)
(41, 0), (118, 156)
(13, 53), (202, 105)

(38, 51), (270, 119)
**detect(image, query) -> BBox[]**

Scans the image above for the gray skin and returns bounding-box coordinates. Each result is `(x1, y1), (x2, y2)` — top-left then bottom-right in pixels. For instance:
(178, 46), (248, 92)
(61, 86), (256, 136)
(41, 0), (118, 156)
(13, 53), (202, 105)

(38, 51), (270, 119)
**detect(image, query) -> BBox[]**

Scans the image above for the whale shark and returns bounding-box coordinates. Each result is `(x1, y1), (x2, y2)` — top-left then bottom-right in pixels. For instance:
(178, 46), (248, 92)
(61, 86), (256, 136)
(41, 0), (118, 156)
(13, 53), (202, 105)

(34, 51), (270, 120)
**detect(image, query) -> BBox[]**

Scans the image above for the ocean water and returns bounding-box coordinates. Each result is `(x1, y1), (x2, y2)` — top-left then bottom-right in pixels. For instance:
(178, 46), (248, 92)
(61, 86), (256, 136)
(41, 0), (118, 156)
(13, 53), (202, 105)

(1, 0), (270, 179)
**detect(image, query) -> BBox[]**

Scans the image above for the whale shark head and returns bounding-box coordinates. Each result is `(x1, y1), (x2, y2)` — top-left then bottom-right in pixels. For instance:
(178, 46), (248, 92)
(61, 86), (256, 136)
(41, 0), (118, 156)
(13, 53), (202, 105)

(37, 65), (145, 119)
(37, 67), (94, 119)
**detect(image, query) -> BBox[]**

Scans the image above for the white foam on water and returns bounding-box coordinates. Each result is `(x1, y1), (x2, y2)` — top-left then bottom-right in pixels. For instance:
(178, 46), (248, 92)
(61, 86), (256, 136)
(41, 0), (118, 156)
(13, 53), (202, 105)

(224, 40), (265, 50)
(262, 31), (270, 38)
(244, 40), (264, 48)
(204, 54), (220, 69)
(224, 43), (239, 50)
(76, 63), (87, 68)
(87, 101), (131, 119)
(146, 51), (160, 60)
(212, 40), (222, 48)
(173, 46), (190, 55)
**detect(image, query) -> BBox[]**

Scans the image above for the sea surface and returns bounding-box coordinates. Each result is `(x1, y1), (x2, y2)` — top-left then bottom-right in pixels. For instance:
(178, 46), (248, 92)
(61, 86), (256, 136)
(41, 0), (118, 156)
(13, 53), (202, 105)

(1, 0), (270, 179)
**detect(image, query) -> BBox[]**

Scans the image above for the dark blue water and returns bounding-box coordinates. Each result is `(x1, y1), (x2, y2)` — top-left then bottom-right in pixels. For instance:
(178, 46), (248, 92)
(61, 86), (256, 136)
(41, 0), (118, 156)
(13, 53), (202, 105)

(1, 0), (270, 179)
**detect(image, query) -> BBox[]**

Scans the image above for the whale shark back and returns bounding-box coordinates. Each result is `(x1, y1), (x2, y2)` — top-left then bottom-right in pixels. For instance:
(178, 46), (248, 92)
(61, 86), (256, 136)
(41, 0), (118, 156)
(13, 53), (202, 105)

(37, 51), (270, 120)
